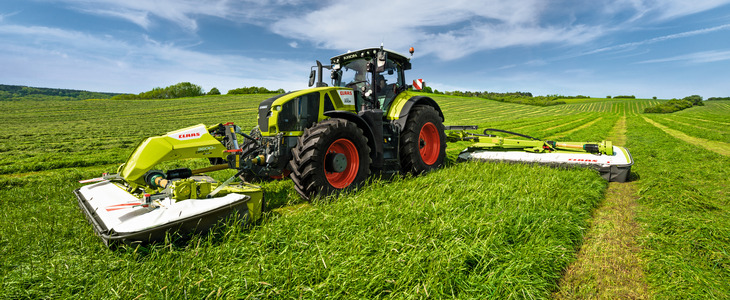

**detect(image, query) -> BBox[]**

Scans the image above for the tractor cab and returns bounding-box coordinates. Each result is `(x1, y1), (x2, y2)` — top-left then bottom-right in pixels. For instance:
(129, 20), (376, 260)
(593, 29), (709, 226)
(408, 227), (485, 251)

(309, 47), (412, 112)
(331, 47), (411, 112)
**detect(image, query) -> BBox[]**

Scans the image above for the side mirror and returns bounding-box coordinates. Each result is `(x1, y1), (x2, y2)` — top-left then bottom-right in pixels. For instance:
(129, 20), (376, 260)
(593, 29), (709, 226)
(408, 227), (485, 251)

(308, 70), (316, 87)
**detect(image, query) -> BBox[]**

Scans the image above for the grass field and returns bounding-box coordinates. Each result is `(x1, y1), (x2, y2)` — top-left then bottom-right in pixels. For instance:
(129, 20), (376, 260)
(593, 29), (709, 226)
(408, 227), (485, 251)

(1, 95), (728, 298)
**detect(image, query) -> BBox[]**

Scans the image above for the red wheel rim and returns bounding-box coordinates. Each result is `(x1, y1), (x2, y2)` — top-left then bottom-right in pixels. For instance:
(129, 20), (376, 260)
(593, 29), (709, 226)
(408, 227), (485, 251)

(419, 122), (440, 165)
(325, 138), (359, 189)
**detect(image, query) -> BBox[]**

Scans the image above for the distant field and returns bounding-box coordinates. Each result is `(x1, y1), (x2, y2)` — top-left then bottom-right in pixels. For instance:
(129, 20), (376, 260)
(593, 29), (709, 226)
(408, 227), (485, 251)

(1, 95), (728, 298)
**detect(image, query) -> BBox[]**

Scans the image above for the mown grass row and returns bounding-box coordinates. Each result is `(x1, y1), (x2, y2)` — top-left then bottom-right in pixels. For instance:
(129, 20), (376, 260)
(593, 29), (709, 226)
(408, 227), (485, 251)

(626, 115), (730, 298)
(432, 94), (582, 126)
(557, 100), (660, 114)
(644, 114), (730, 143)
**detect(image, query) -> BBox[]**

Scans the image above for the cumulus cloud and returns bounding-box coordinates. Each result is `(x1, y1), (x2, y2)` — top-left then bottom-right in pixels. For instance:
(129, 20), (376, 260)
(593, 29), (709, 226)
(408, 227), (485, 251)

(268, 0), (730, 60)
(39, 0), (730, 61)
(269, 0), (560, 59)
(0, 23), (310, 92)
(49, 0), (305, 30)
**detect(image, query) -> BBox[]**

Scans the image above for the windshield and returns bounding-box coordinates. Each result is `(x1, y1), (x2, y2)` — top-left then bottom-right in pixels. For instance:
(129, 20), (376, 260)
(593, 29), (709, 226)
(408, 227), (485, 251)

(334, 59), (368, 90)
(334, 58), (403, 91)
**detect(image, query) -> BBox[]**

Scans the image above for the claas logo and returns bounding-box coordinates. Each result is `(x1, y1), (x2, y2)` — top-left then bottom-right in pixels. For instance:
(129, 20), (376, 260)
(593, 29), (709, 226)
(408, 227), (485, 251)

(178, 133), (201, 139)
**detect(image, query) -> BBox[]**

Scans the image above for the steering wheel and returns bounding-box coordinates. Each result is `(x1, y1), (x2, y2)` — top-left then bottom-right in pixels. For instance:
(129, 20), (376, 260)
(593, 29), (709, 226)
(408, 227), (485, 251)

(346, 80), (368, 89)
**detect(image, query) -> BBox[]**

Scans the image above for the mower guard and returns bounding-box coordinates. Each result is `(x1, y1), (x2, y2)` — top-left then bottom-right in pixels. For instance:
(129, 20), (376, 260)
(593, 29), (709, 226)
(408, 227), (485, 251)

(74, 180), (263, 247)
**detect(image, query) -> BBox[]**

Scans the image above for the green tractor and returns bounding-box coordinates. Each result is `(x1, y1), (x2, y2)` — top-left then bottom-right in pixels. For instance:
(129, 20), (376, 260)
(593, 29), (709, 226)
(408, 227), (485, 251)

(244, 46), (446, 199)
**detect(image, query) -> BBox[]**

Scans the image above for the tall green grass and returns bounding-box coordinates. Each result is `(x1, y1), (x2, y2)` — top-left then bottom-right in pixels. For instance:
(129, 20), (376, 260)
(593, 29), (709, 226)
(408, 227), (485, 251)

(2, 96), (729, 298)
(626, 115), (730, 298)
(1, 161), (606, 298)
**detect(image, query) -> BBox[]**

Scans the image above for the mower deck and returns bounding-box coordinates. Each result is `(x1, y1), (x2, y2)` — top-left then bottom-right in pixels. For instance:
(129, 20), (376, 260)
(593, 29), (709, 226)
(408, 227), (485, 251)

(458, 145), (634, 182)
(74, 180), (262, 247)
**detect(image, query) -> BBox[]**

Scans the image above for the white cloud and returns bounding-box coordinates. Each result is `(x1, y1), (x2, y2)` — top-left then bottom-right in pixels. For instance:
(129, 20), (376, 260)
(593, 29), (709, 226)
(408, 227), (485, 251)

(650, 0), (730, 20)
(36, 0), (730, 62)
(0, 11), (21, 22)
(269, 0), (605, 60)
(598, 0), (730, 21)
(48, 0), (303, 30)
(638, 49), (730, 64)
(0, 23), (310, 93)
(585, 24), (730, 56)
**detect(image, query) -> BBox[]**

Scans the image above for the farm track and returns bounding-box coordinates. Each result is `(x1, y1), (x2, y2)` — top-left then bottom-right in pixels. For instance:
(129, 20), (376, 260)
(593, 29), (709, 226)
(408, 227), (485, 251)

(642, 116), (730, 156)
(555, 116), (650, 299)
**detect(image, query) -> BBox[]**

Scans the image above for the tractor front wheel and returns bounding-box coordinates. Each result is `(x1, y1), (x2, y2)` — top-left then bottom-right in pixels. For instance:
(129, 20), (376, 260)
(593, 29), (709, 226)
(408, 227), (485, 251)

(400, 105), (446, 174)
(289, 118), (371, 200)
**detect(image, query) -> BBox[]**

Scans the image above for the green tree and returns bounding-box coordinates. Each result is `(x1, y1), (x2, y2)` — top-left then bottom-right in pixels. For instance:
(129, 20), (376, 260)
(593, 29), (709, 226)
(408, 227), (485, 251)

(208, 87), (221, 95)
(166, 82), (204, 98)
(683, 95), (703, 106)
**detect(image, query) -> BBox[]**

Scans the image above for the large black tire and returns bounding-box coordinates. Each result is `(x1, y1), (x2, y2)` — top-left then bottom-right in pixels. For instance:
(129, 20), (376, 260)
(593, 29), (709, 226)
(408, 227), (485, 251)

(400, 105), (447, 174)
(289, 118), (371, 200)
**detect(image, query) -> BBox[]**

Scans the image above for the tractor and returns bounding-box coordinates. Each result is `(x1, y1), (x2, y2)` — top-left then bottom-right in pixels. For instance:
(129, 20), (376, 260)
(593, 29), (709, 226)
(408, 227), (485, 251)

(239, 46), (446, 199)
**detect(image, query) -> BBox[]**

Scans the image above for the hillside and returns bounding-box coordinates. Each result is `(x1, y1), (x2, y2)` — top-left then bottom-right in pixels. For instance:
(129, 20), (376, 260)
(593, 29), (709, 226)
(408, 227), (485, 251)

(0, 84), (120, 101)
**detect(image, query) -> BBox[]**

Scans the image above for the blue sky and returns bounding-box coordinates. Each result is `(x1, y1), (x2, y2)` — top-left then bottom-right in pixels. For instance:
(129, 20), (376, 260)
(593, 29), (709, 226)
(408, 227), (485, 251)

(1, 0), (729, 99)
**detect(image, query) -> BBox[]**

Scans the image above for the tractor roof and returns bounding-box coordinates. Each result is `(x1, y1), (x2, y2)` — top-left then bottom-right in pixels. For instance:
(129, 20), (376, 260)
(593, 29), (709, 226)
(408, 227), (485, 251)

(330, 48), (411, 70)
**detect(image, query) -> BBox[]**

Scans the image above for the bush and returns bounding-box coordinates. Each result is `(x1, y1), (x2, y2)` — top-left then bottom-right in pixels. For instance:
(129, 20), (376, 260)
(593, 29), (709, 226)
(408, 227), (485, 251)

(227, 86), (283, 95)
(614, 95), (635, 99)
(644, 99), (694, 113)
(683, 95), (703, 106)
(208, 87), (221, 95)
(110, 82), (205, 100)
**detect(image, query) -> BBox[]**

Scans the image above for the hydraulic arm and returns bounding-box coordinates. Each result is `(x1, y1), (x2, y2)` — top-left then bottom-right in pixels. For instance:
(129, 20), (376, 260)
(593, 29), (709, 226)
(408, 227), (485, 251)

(446, 127), (613, 155)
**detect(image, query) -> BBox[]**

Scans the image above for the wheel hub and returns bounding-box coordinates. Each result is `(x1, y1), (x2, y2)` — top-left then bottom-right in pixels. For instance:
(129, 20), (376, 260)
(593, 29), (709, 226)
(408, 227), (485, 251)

(325, 152), (348, 173)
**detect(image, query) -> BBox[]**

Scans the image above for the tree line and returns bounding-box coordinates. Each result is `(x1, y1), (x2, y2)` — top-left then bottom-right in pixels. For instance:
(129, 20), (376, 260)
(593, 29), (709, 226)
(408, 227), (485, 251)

(416, 87), (571, 107)
(0, 84), (119, 101)
(111, 83), (285, 100)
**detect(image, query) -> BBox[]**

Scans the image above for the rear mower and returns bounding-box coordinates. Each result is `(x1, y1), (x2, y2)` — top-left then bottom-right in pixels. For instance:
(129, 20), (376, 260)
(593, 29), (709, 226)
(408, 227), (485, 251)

(447, 127), (633, 182)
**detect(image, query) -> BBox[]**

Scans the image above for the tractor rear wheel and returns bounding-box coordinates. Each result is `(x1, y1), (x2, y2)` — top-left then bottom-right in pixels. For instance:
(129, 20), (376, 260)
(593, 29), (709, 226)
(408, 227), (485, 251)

(289, 118), (371, 200)
(400, 105), (446, 174)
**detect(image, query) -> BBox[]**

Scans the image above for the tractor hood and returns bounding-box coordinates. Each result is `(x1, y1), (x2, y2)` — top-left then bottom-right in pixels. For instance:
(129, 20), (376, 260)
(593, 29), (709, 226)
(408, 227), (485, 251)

(256, 87), (358, 136)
